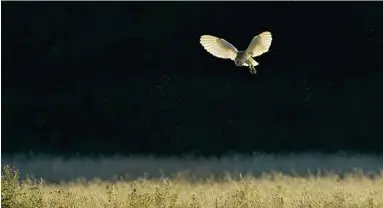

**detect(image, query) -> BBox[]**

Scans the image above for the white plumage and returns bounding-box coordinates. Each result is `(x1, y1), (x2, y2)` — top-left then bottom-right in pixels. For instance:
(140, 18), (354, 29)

(200, 31), (272, 74)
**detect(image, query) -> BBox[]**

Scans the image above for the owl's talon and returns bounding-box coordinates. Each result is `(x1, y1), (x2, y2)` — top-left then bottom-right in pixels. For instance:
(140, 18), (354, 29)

(248, 65), (257, 75)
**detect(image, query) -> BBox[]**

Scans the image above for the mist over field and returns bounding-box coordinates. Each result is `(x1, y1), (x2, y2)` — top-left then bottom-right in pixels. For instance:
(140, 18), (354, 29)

(3, 153), (383, 183)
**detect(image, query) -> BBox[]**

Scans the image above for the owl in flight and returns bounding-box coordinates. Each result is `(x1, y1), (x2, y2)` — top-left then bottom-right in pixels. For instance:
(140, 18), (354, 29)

(200, 31), (272, 75)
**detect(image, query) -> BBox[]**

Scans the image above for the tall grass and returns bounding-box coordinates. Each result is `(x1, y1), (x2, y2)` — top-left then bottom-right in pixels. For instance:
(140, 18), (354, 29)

(2, 154), (383, 208)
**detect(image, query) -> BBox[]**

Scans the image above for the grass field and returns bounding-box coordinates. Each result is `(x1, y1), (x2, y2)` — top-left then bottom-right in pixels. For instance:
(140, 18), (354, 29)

(2, 153), (383, 207)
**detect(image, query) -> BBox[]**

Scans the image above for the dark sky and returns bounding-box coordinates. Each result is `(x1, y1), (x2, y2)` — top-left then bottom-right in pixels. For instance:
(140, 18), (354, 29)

(2, 2), (383, 155)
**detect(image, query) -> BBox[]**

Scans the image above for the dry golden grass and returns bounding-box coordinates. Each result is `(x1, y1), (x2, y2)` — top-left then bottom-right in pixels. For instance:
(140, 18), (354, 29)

(3, 165), (383, 208)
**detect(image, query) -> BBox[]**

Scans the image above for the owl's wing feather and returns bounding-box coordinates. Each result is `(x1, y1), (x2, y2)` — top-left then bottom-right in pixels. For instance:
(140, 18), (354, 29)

(246, 31), (272, 57)
(200, 35), (238, 60)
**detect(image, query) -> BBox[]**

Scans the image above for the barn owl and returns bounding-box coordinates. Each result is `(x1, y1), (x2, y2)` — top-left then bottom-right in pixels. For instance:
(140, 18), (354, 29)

(199, 31), (272, 74)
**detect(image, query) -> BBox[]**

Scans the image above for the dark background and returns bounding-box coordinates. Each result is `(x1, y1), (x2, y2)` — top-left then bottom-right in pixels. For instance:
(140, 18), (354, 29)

(2, 2), (383, 157)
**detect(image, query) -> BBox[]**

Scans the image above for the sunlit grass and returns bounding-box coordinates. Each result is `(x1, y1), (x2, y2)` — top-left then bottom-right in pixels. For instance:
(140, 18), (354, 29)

(2, 165), (383, 208)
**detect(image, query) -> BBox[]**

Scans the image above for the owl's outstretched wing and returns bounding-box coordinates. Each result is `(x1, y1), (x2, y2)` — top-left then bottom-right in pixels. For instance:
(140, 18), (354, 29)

(200, 35), (238, 60)
(246, 31), (272, 58)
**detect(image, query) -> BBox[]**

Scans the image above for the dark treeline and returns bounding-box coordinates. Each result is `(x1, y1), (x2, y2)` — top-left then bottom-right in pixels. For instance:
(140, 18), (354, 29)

(2, 2), (383, 156)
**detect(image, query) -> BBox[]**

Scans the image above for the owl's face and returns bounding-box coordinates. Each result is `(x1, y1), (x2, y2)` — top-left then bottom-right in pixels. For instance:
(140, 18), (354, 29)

(234, 60), (245, 66)
(234, 52), (248, 66)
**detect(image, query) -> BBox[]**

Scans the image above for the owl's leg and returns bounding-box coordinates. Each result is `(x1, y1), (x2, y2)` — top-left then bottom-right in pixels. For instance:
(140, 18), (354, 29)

(248, 64), (257, 75)
(246, 58), (257, 75)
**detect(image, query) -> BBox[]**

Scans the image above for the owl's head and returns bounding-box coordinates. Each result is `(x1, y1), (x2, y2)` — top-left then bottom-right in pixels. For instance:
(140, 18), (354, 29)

(234, 60), (244, 67)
